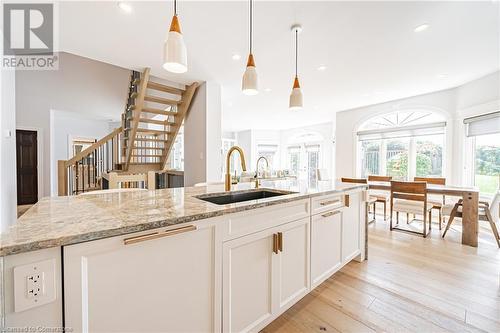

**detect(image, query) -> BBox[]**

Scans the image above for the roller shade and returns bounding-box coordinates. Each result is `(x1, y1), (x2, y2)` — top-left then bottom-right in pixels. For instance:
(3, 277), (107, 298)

(464, 111), (500, 137)
(357, 122), (446, 141)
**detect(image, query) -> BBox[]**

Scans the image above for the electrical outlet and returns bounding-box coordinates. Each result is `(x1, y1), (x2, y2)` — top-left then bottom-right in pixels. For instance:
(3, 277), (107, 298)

(14, 259), (56, 312)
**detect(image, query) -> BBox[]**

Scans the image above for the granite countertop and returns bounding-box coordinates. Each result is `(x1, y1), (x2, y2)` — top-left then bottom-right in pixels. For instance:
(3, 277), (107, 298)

(0, 180), (367, 256)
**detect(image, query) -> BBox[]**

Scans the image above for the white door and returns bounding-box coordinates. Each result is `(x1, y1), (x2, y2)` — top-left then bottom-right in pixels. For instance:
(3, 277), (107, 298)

(222, 227), (276, 333)
(64, 221), (221, 333)
(311, 210), (342, 289)
(342, 192), (361, 263)
(274, 218), (310, 314)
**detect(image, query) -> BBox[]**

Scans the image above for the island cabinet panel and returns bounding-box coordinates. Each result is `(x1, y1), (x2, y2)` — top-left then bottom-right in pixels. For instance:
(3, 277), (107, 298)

(222, 217), (310, 333)
(63, 219), (222, 333)
(341, 192), (362, 263)
(274, 218), (310, 314)
(310, 208), (342, 289)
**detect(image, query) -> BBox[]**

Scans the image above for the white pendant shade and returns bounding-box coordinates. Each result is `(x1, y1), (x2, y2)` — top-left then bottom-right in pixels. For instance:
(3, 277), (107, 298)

(163, 30), (187, 73)
(289, 87), (303, 110)
(242, 64), (258, 95)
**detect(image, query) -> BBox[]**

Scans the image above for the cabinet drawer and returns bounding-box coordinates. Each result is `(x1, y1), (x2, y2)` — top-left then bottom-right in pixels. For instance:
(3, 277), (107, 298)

(222, 199), (310, 241)
(312, 193), (345, 215)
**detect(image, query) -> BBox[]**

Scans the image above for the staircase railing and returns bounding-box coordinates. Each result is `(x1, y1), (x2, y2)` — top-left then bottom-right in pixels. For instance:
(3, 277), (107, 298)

(57, 127), (123, 196)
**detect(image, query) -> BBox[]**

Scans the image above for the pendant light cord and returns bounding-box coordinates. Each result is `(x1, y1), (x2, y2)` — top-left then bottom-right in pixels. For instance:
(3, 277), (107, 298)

(174, 0), (177, 16)
(249, 0), (253, 54)
(295, 30), (298, 77)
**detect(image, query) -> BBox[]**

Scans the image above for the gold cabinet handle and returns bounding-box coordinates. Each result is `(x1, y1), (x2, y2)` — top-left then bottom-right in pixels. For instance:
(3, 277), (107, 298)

(320, 199), (341, 206)
(321, 210), (341, 218)
(277, 232), (283, 252)
(272, 233), (279, 254)
(124, 225), (197, 245)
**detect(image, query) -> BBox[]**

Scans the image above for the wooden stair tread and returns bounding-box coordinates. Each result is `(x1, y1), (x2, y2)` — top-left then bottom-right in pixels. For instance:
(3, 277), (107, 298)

(145, 95), (180, 105)
(142, 107), (177, 116)
(138, 118), (174, 125)
(128, 162), (161, 165)
(133, 138), (169, 142)
(131, 154), (163, 157)
(136, 128), (170, 135)
(147, 81), (184, 95)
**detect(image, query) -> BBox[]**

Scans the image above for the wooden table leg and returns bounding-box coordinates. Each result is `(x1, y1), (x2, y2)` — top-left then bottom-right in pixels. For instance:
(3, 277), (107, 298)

(461, 191), (479, 247)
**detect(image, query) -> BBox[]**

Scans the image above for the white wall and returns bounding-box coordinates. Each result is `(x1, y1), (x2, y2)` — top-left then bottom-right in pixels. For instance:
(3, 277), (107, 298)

(205, 82), (222, 182)
(0, 69), (17, 231)
(184, 81), (223, 186)
(233, 121), (336, 177)
(49, 110), (113, 195)
(184, 83), (207, 186)
(16, 52), (130, 197)
(335, 71), (499, 185)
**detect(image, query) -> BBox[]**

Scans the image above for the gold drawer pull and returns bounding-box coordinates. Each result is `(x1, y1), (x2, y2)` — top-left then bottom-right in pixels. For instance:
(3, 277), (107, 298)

(321, 210), (341, 218)
(277, 232), (283, 252)
(272, 233), (279, 254)
(320, 199), (341, 206)
(124, 225), (197, 245)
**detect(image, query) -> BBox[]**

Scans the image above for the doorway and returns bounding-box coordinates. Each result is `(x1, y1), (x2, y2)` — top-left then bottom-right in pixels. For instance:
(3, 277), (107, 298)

(16, 130), (38, 205)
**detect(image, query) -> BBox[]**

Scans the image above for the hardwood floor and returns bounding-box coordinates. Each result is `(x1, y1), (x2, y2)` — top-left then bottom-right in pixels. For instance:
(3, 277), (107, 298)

(263, 218), (500, 333)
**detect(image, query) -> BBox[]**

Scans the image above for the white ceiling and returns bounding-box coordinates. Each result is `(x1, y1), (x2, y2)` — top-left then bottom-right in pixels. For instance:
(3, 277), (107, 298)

(58, 1), (500, 131)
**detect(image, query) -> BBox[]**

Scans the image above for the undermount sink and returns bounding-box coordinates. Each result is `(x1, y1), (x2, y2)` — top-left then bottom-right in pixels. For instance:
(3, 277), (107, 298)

(195, 189), (296, 205)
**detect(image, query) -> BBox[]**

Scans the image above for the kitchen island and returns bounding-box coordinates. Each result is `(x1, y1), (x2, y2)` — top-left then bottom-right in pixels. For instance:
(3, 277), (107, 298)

(1, 180), (368, 332)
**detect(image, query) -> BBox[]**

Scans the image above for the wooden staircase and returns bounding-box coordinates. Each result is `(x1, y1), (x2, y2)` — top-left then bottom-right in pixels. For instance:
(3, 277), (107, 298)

(58, 68), (198, 195)
(121, 68), (198, 172)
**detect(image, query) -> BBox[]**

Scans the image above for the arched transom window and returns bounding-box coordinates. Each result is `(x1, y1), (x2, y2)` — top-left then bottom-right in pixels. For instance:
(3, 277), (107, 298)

(357, 110), (446, 181)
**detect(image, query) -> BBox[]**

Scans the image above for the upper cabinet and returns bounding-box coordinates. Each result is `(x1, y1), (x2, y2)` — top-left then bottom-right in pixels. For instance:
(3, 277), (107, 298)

(63, 219), (221, 333)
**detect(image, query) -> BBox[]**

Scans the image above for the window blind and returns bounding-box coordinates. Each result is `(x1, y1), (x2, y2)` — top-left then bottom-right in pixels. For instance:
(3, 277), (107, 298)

(357, 122), (446, 141)
(464, 111), (500, 137)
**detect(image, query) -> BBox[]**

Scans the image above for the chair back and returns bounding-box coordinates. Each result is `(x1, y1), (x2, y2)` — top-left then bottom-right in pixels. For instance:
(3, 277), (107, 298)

(390, 181), (427, 203)
(414, 177), (446, 185)
(341, 177), (367, 184)
(490, 191), (500, 222)
(368, 175), (392, 182)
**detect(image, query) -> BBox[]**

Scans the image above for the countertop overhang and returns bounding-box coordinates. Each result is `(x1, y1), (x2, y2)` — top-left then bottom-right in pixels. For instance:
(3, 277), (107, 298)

(0, 180), (367, 256)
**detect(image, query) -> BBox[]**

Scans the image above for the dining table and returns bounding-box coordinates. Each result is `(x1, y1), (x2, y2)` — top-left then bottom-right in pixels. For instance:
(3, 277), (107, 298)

(368, 181), (480, 247)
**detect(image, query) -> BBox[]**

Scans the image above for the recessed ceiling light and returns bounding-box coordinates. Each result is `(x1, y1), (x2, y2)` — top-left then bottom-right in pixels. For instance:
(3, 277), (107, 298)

(317, 65), (327, 71)
(264, 88), (272, 92)
(117, 2), (132, 13)
(414, 23), (429, 32)
(232, 53), (241, 61)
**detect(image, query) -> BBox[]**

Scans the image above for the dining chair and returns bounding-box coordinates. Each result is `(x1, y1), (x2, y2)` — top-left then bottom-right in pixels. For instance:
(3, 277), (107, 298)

(390, 181), (432, 237)
(414, 177), (446, 230)
(367, 175), (392, 221)
(341, 177), (377, 223)
(442, 191), (500, 247)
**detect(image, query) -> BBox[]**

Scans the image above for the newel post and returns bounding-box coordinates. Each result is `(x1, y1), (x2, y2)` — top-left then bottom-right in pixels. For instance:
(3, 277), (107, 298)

(57, 160), (68, 196)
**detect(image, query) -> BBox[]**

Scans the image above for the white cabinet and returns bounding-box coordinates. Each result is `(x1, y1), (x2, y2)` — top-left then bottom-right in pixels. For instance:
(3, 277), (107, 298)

(342, 192), (362, 263)
(223, 218), (310, 333)
(274, 219), (310, 313)
(310, 209), (342, 289)
(63, 220), (221, 333)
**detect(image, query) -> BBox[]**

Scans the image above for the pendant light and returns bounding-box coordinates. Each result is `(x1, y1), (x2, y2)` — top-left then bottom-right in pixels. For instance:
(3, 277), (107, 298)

(242, 0), (258, 95)
(289, 24), (303, 110)
(163, 0), (188, 73)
